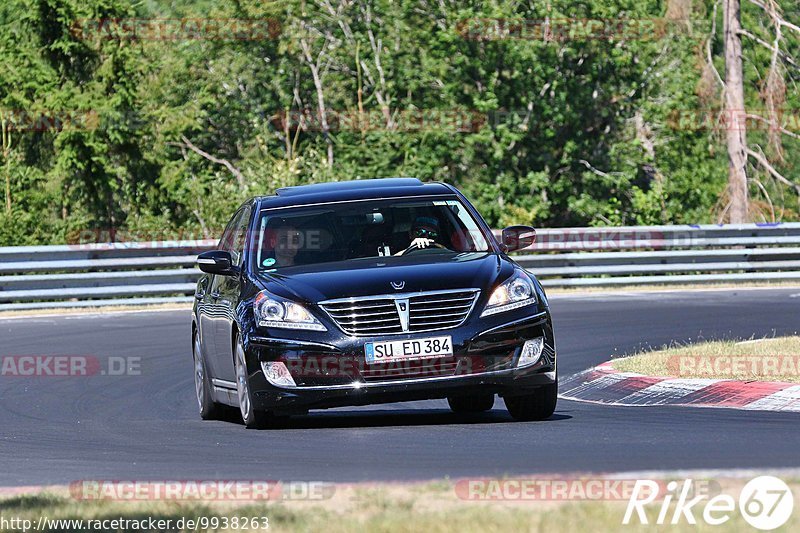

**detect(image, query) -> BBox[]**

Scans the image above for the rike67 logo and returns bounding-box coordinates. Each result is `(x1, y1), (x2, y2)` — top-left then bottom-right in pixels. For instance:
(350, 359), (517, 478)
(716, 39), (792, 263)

(624, 476), (794, 530)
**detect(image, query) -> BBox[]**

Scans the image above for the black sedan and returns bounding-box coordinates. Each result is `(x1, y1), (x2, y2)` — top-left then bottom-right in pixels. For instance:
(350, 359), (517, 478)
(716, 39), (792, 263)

(192, 178), (557, 428)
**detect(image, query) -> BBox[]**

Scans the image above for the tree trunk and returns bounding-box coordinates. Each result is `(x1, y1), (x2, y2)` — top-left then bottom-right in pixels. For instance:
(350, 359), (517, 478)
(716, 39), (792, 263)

(723, 0), (749, 223)
(2, 117), (11, 213)
(4, 162), (9, 213)
(300, 36), (334, 168)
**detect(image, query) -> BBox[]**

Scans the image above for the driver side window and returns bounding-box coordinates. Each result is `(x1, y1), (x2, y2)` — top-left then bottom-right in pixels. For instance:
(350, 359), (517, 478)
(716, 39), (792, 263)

(218, 205), (251, 266)
(230, 206), (251, 265)
(218, 214), (239, 256)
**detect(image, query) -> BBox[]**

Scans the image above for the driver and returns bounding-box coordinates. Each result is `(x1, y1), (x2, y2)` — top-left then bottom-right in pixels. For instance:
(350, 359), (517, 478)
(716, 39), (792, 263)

(262, 222), (302, 267)
(395, 216), (444, 256)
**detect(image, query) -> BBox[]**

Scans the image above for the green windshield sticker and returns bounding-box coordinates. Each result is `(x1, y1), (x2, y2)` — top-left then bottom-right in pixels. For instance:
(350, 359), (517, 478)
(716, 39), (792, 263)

(262, 257), (276, 267)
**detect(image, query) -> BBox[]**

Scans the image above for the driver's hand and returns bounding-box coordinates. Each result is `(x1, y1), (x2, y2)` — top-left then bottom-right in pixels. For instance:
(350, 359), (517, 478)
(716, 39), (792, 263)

(394, 237), (435, 256)
(410, 237), (434, 249)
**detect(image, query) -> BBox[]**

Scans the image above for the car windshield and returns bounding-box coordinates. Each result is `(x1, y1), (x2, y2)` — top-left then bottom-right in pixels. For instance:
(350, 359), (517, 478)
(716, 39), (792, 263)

(253, 198), (491, 270)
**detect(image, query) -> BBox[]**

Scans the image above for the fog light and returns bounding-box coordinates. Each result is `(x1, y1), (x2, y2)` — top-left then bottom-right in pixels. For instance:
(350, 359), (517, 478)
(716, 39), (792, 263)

(517, 337), (544, 368)
(261, 361), (297, 388)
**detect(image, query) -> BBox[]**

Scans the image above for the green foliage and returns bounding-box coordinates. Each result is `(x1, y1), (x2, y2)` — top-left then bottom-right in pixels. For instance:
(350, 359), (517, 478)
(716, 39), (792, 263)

(0, 0), (798, 244)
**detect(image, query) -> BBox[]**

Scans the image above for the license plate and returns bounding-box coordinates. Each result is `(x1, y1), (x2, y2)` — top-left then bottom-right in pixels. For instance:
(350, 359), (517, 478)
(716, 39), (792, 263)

(365, 336), (453, 364)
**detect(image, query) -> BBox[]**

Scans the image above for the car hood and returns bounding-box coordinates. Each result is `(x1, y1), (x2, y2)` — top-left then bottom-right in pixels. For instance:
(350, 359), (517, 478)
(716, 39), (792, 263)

(256, 252), (512, 303)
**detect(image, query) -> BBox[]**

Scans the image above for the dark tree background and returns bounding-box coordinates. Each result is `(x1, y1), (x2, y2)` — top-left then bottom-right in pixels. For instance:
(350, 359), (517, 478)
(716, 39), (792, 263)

(0, 0), (798, 244)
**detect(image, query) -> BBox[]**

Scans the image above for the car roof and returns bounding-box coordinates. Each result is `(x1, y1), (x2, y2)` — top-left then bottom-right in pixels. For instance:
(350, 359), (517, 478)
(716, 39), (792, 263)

(254, 178), (457, 209)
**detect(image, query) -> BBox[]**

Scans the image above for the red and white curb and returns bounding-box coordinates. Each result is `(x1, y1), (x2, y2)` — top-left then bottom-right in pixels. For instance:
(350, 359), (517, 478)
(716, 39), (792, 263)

(560, 361), (800, 412)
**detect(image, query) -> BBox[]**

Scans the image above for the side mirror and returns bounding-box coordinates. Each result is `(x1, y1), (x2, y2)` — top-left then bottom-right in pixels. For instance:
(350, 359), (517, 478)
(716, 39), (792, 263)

(501, 225), (536, 253)
(197, 250), (237, 276)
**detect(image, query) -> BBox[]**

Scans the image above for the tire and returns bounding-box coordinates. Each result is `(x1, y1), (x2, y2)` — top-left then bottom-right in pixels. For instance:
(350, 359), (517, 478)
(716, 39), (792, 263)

(234, 335), (272, 429)
(193, 334), (222, 420)
(447, 393), (495, 413)
(504, 381), (558, 421)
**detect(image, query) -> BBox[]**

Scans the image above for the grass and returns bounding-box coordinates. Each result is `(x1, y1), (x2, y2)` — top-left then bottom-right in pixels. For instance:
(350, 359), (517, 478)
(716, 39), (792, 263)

(612, 336), (800, 382)
(1, 479), (799, 532)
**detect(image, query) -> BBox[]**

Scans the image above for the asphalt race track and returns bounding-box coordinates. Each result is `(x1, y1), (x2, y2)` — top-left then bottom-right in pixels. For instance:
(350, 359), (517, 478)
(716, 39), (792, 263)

(1, 288), (799, 485)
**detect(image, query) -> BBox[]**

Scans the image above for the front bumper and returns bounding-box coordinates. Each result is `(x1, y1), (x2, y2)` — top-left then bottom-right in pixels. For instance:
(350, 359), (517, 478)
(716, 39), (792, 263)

(242, 308), (556, 413)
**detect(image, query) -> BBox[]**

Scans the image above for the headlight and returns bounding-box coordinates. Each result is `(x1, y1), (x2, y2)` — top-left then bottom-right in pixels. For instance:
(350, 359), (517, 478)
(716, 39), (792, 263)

(254, 291), (327, 331)
(480, 271), (537, 317)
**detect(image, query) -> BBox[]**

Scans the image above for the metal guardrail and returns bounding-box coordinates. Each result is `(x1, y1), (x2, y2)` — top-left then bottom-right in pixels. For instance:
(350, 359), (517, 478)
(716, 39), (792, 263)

(1, 224), (800, 310)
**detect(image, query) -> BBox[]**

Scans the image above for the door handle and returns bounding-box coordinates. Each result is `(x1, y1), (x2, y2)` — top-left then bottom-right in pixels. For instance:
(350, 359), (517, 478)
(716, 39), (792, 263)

(194, 290), (205, 300)
(210, 291), (221, 300)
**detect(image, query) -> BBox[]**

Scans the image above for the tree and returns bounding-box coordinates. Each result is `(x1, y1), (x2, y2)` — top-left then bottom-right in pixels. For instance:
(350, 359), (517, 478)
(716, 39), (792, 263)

(723, 0), (749, 223)
(715, 0), (800, 221)
(1, 0), (798, 244)
(1, 113), (11, 212)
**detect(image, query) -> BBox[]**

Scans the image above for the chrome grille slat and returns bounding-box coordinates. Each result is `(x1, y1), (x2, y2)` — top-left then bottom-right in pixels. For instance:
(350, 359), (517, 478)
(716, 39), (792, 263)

(319, 288), (479, 336)
(409, 319), (464, 327)
(410, 302), (473, 311)
(335, 316), (400, 325)
(410, 316), (465, 322)
(327, 309), (398, 318)
(410, 304), (472, 312)
(351, 324), (404, 332)
(408, 296), (475, 304)
(324, 302), (395, 311)
(409, 310), (470, 320)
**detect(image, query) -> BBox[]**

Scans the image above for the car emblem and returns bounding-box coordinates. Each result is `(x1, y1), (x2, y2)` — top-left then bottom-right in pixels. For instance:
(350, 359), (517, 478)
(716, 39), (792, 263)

(394, 298), (410, 331)
(391, 281), (405, 290)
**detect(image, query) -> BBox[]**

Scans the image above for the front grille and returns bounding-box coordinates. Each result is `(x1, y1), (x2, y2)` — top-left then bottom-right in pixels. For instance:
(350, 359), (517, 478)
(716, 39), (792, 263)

(319, 289), (479, 336)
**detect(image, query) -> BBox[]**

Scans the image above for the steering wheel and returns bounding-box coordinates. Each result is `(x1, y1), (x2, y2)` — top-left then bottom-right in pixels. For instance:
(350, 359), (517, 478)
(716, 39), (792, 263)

(400, 241), (446, 256)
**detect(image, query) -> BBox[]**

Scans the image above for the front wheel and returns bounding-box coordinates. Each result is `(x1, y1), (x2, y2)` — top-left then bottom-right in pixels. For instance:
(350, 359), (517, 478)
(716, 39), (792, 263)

(234, 336), (272, 429)
(194, 335), (222, 420)
(504, 381), (558, 421)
